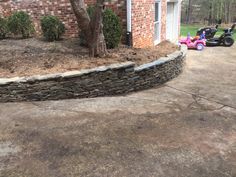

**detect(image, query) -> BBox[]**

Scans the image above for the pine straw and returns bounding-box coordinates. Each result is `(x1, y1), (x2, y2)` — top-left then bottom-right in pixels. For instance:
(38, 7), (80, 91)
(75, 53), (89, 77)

(0, 38), (178, 78)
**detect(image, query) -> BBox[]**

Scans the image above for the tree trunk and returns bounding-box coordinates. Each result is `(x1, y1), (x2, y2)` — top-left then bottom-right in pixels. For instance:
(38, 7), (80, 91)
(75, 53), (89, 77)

(208, 1), (213, 25)
(186, 0), (192, 24)
(227, 1), (231, 23)
(224, 1), (228, 23)
(88, 2), (107, 57)
(69, 0), (107, 57)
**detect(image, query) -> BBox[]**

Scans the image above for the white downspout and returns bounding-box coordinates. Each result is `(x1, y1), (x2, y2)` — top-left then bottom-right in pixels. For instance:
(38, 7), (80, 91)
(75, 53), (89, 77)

(127, 0), (132, 33)
(126, 0), (132, 46)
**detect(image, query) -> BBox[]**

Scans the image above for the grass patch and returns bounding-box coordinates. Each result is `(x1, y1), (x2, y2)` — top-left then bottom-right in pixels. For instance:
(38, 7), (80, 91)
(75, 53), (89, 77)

(181, 24), (236, 40)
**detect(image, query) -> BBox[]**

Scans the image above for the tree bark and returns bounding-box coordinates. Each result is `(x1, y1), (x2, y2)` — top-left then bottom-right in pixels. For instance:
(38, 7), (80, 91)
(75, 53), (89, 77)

(186, 0), (192, 24)
(88, 2), (107, 57)
(227, 1), (232, 24)
(69, 0), (107, 57)
(208, 1), (213, 25)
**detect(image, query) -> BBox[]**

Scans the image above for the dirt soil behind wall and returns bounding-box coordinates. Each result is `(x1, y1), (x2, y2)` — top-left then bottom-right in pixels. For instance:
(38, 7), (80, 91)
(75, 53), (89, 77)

(0, 38), (178, 78)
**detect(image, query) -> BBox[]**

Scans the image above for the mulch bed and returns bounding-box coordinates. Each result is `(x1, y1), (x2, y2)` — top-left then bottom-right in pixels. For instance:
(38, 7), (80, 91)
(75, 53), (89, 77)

(0, 38), (178, 78)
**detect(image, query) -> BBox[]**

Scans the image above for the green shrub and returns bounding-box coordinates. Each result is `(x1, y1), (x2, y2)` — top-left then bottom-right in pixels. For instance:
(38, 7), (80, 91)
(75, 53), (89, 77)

(41, 15), (65, 41)
(103, 8), (122, 49)
(80, 7), (122, 49)
(8, 11), (34, 38)
(87, 5), (95, 17)
(0, 17), (9, 39)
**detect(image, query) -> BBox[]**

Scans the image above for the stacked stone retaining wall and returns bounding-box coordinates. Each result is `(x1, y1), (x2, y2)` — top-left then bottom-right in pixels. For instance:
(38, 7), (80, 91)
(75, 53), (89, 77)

(0, 46), (187, 102)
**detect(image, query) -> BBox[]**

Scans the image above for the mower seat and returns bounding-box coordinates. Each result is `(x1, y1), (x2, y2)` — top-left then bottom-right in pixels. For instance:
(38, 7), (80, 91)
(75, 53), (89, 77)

(224, 24), (236, 33)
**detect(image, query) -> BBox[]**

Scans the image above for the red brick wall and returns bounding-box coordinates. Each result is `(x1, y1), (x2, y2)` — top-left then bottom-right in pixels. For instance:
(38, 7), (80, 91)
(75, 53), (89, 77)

(160, 0), (167, 41)
(131, 0), (167, 48)
(131, 0), (154, 48)
(0, 0), (126, 38)
(0, 0), (11, 16)
(0, 0), (177, 48)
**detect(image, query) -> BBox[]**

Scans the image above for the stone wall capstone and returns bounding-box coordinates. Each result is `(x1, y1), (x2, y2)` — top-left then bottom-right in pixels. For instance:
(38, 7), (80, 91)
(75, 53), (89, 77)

(0, 45), (187, 102)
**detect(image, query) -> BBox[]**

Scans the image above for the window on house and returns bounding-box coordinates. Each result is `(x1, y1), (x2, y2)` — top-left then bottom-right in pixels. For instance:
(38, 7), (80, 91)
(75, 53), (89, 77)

(154, 0), (161, 44)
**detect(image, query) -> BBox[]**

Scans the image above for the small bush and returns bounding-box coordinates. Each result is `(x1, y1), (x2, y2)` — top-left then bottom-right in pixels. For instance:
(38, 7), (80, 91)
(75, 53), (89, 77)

(0, 17), (9, 39)
(41, 15), (65, 41)
(8, 11), (34, 38)
(80, 7), (122, 49)
(87, 6), (95, 17)
(103, 8), (122, 49)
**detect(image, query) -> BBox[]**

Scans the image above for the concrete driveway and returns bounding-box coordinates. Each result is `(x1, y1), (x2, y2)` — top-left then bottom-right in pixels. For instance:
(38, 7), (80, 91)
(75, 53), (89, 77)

(0, 45), (236, 177)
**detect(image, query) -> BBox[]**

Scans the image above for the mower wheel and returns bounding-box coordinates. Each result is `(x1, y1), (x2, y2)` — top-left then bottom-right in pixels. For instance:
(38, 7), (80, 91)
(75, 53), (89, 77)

(196, 43), (204, 51)
(223, 36), (234, 47)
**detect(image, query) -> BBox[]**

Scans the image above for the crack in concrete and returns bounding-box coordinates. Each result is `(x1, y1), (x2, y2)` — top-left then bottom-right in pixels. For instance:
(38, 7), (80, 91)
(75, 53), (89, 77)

(30, 97), (176, 115)
(29, 89), (230, 115)
(144, 89), (226, 112)
(191, 94), (226, 111)
(165, 84), (236, 110)
(127, 96), (175, 107)
(216, 169), (234, 177)
(30, 102), (84, 115)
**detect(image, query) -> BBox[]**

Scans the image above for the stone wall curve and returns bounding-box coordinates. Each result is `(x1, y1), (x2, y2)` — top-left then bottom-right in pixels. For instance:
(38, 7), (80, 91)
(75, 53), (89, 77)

(0, 45), (187, 102)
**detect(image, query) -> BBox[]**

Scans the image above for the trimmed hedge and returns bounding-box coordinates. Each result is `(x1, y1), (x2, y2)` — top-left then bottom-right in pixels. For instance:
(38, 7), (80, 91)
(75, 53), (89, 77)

(103, 8), (122, 49)
(0, 17), (8, 39)
(41, 15), (65, 41)
(8, 11), (34, 38)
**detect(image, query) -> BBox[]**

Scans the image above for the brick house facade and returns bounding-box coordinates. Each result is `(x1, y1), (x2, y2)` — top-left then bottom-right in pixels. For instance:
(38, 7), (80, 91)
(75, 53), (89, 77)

(0, 0), (181, 48)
